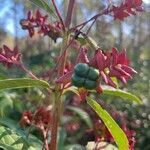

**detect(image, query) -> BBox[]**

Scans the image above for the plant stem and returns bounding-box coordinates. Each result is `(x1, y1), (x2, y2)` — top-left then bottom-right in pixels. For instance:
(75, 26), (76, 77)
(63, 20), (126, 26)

(49, 93), (62, 150)
(86, 18), (97, 35)
(51, 0), (65, 31)
(70, 7), (112, 31)
(49, 33), (69, 150)
(65, 0), (75, 28)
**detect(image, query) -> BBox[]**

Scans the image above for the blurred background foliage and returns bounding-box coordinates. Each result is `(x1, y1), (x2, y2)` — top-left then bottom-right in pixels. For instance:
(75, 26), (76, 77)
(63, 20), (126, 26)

(0, 0), (149, 149)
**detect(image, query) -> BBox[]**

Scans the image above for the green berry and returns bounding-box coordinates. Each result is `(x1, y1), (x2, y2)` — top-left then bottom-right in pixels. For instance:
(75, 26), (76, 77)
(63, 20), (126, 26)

(87, 67), (99, 81)
(74, 63), (89, 77)
(84, 79), (97, 90)
(72, 63), (99, 90)
(71, 74), (85, 87)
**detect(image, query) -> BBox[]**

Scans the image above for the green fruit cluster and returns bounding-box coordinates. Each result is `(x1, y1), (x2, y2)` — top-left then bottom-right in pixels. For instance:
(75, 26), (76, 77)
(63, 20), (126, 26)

(71, 63), (99, 90)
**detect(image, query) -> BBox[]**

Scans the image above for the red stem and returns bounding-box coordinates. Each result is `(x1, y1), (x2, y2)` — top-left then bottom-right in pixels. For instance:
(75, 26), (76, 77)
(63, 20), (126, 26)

(49, 94), (61, 150)
(86, 18), (97, 35)
(65, 0), (75, 28)
(49, 35), (69, 150)
(51, 0), (65, 31)
(55, 24), (85, 69)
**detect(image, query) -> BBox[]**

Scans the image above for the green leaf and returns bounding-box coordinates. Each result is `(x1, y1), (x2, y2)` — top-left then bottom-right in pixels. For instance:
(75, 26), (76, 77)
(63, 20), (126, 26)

(87, 98), (129, 150)
(63, 86), (79, 95)
(29, 0), (57, 18)
(67, 106), (92, 128)
(76, 36), (98, 50)
(0, 125), (42, 150)
(0, 118), (20, 131)
(0, 78), (50, 91)
(102, 86), (142, 104)
(0, 92), (13, 117)
(58, 128), (67, 150)
(76, 37), (87, 45)
(86, 36), (98, 50)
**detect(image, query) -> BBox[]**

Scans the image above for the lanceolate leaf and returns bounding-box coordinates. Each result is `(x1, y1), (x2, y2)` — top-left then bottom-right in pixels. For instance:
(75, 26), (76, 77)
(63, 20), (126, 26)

(63, 86), (142, 104)
(29, 0), (57, 18)
(87, 98), (129, 150)
(58, 128), (67, 150)
(67, 106), (92, 128)
(102, 86), (142, 104)
(76, 37), (87, 45)
(63, 86), (79, 95)
(0, 78), (50, 91)
(86, 36), (99, 50)
(76, 36), (98, 50)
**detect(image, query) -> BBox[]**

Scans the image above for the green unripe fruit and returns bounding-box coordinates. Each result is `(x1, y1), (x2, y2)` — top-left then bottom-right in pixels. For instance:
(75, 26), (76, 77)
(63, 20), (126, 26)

(87, 67), (99, 81)
(74, 63), (89, 77)
(71, 74), (85, 87)
(84, 79), (97, 90)
(72, 63), (99, 90)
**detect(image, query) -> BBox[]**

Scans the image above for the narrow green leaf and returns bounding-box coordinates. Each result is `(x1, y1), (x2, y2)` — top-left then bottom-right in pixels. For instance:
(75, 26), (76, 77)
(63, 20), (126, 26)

(76, 37), (87, 45)
(67, 106), (92, 128)
(29, 0), (57, 18)
(87, 98), (129, 150)
(58, 128), (67, 150)
(102, 86), (142, 104)
(86, 36), (99, 50)
(63, 86), (79, 95)
(0, 78), (50, 91)
(76, 36), (99, 50)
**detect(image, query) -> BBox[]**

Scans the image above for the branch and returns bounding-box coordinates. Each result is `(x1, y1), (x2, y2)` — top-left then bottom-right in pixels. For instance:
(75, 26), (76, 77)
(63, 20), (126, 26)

(70, 6), (113, 31)
(65, 0), (75, 28)
(86, 18), (97, 35)
(51, 0), (65, 31)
